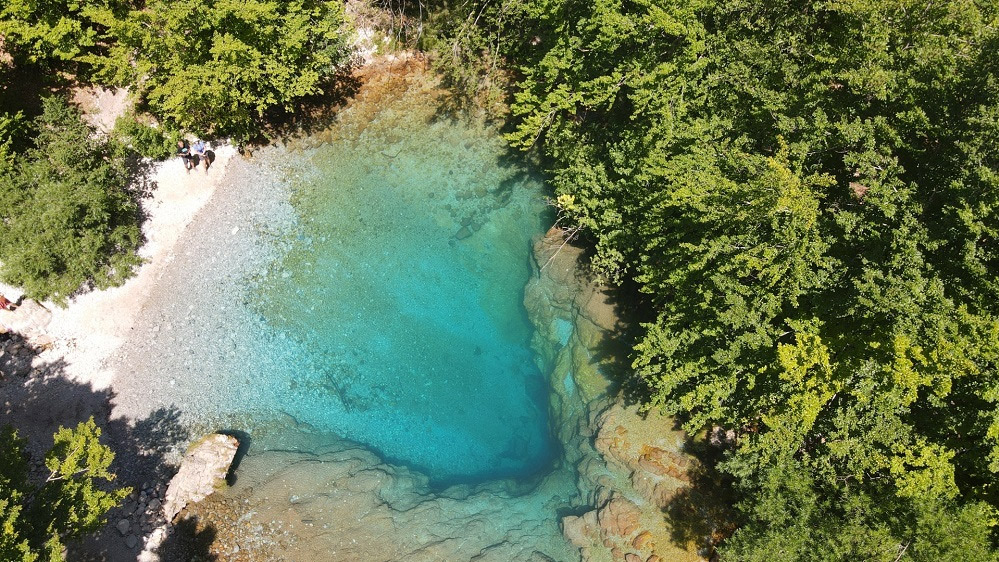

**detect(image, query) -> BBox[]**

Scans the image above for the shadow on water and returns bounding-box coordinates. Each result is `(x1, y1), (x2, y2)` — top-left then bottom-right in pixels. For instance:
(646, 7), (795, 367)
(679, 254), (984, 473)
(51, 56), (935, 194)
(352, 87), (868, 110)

(544, 229), (657, 408)
(0, 331), (193, 560)
(217, 429), (252, 485)
(254, 63), (365, 144)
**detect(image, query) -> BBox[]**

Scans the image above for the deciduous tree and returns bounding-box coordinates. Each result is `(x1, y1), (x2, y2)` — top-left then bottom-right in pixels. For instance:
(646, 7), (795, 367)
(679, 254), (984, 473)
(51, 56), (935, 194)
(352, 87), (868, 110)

(476, 0), (999, 556)
(92, 0), (352, 139)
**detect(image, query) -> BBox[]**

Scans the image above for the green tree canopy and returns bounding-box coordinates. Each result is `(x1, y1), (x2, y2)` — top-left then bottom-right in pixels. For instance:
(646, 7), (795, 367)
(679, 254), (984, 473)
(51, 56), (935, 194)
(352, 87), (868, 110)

(458, 0), (999, 557)
(0, 0), (130, 66)
(0, 97), (141, 304)
(91, 0), (352, 139)
(0, 419), (128, 561)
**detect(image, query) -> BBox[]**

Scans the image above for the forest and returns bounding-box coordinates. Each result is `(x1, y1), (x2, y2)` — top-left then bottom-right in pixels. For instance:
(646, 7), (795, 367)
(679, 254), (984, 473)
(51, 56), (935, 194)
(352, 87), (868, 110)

(430, 0), (999, 559)
(3, 0), (999, 560)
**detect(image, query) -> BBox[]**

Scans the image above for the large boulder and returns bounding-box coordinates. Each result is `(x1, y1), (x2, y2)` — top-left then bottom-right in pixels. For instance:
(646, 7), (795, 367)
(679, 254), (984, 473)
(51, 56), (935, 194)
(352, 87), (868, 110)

(162, 434), (238, 521)
(562, 494), (688, 562)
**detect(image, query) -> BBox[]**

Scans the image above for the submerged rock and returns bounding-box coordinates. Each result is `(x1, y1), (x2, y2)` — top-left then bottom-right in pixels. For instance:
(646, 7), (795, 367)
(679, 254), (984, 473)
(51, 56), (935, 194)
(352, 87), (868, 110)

(179, 440), (578, 561)
(162, 433), (238, 521)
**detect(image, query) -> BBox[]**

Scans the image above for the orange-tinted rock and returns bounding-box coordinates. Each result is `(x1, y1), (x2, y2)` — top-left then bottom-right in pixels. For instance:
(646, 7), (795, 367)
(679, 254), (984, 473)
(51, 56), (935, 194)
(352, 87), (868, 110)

(632, 531), (653, 550)
(625, 554), (642, 562)
(597, 496), (642, 538)
(637, 446), (691, 482)
(630, 472), (680, 508)
(647, 556), (661, 562)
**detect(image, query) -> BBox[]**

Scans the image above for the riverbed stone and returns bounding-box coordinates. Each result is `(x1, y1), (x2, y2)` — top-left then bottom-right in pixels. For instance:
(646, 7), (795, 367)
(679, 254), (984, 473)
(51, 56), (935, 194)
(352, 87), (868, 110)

(163, 433), (239, 520)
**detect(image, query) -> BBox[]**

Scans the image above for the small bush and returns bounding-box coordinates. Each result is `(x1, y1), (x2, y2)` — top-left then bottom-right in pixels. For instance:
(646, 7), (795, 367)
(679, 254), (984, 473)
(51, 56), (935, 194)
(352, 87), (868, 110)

(111, 114), (181, 160)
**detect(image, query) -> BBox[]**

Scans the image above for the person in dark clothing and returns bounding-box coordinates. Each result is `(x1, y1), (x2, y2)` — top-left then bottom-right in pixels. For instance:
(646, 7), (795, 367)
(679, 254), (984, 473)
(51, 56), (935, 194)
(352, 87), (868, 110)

(177, 140), (193, 171)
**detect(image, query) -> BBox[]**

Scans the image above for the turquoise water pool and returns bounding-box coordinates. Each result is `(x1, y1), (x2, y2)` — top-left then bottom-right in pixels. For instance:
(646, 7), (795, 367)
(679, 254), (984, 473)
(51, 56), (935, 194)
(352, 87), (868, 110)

(111, 75), (561, 491)
(106, 71), (588, 560)
(249, 94), (556, 483)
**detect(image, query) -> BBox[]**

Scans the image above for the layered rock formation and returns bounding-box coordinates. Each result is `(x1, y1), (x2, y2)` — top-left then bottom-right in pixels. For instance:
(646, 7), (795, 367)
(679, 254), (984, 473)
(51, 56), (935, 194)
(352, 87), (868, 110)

(179, 440), (578, 561)
(561, 403), (699, 562)
(528, 229), (704, 562)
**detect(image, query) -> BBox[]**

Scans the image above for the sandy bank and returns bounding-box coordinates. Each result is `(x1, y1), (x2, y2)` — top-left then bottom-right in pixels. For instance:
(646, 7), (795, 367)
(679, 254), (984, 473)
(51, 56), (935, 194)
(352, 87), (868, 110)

(31, 147), (238, 390)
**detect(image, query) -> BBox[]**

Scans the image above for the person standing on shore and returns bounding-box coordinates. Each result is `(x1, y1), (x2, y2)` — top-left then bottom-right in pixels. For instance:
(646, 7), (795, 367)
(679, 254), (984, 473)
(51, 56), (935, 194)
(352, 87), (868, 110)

(177, 139), (193, 172)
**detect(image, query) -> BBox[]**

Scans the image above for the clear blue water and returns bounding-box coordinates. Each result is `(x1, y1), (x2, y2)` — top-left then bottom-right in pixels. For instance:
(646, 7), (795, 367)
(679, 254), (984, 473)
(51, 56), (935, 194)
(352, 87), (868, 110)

(106, 78), (586, 559)
(251, 102), (556, 483)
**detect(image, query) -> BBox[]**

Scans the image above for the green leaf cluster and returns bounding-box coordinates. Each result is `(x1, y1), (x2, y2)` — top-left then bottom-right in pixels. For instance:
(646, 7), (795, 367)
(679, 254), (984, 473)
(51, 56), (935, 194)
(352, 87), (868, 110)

(0, 0), (98, 63)
(0, 419), (129, 561)
(110, 112), (182, 160)
(0, 97), (142, 304)
(0, 0), (130, 68)
(90, 0), (352, 139)
(488, 0), (999, 557)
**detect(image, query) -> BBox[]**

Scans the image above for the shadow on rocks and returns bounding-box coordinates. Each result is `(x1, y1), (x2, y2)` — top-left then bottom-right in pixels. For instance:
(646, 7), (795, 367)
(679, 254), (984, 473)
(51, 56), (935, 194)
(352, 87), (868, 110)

(546, 238), (654, 408)
(124, 149), (160, 204)
(154, 516), (218, 562)
(661, 435), (738, 560)
(217, 428), (252, 485)
(0, 333), (191, 560)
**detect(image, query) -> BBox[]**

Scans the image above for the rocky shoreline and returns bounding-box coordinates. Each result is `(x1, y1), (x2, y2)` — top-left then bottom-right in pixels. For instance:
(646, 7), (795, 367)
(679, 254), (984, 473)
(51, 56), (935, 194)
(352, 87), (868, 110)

(148, 227), (706, 562)
(529, 230), (706, 562)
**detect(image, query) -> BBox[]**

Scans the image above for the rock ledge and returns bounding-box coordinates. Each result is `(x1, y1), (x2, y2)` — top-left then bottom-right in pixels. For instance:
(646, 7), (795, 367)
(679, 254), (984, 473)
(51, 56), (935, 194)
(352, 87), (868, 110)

(162, 433), (238, 521)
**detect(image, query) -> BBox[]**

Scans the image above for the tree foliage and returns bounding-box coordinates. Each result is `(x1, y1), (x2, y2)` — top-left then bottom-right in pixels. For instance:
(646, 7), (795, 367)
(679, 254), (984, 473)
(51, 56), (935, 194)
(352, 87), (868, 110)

(0, 0), (99, 63)
(0, 97), (142, 304)
(110, 112), (182, 160)
(0, 0), (130, 67)
(452, 0), (999, 557)
(91, 0), (352, 139)
(0, 419), (128, 561)
(401, 0), (546, 112)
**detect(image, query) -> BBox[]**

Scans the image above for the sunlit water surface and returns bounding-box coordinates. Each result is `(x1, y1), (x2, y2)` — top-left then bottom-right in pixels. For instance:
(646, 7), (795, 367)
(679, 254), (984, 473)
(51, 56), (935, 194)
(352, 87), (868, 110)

(114, 79), (559, 488)
(251, 99), (556, 483)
